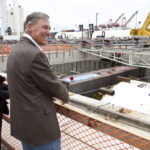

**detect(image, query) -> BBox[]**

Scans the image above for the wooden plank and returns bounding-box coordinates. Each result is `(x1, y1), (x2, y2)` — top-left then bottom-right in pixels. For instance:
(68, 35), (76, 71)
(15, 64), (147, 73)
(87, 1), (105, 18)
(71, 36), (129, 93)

(54, 99), (150, 141)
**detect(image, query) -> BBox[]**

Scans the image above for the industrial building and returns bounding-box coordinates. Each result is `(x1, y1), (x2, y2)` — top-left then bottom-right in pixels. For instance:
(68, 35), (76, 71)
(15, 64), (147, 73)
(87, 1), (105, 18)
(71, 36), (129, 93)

(0, 0), (23, 40)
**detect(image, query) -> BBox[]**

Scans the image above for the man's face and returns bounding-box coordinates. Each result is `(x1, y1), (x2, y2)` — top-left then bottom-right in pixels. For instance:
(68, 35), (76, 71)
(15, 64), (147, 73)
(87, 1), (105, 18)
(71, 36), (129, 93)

(28, 18), (50, 46)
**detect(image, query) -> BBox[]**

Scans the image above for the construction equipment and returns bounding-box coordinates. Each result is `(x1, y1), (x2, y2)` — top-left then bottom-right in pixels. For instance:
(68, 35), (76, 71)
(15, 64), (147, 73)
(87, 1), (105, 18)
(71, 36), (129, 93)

(130, 12), (150, 36)
(99, 13), (124, 29)
(107, 13), (124, 28)
(122, 11), (139, 27)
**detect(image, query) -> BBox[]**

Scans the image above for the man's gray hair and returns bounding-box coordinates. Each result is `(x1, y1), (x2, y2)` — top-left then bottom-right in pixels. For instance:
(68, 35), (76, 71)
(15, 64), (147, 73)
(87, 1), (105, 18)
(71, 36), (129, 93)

(24, 12), (49, 32)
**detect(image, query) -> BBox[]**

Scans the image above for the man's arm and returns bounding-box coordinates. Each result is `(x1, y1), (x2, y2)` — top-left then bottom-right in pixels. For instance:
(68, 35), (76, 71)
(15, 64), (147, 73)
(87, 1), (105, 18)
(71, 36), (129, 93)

(31, 52), (69, 103)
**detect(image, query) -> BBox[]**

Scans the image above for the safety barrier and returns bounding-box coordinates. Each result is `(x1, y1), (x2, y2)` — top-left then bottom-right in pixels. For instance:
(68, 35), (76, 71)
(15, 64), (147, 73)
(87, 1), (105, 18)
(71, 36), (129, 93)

(2, 100), (150, 150)
(55, 101), (150, 150)
(0, 44), (71, 56)
(42, 44), (70, 52)
(0, 45), (12, 56)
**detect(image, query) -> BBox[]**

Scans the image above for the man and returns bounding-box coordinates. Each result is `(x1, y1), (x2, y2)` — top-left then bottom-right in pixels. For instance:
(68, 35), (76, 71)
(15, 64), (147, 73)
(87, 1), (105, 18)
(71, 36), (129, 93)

(0, 75), (9, 150)
(7, 12), (69, 150)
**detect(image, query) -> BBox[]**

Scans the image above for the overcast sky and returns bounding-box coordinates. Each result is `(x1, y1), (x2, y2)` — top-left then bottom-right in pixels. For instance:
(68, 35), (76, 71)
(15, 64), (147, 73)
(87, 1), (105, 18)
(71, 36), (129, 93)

(7, 0), (150, 32)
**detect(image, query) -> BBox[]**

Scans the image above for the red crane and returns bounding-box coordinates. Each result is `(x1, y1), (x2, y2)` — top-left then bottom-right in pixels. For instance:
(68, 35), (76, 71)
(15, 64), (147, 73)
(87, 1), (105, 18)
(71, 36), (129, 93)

(107, 13), (124, 28)
(122, 11), (139, 27)
(113, 13), (124, 27)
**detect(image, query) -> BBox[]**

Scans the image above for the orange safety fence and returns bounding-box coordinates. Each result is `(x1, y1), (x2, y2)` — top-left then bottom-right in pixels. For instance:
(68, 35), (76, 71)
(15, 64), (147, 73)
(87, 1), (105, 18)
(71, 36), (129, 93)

(2, 101), (150, 150)
(0, 44), (71, 56)
(42, 44), (70, 52)
(55, 103), (150, 150)
(0, 45), (12, 56)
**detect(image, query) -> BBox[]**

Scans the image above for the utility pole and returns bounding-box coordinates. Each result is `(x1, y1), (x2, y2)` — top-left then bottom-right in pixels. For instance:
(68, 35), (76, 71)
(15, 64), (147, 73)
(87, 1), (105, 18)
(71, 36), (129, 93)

(96, 13), (99, 31)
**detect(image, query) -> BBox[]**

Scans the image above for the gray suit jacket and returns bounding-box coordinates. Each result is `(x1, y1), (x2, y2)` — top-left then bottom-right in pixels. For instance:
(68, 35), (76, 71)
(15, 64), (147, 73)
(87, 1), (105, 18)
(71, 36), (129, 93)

(7, 37), (69, 146)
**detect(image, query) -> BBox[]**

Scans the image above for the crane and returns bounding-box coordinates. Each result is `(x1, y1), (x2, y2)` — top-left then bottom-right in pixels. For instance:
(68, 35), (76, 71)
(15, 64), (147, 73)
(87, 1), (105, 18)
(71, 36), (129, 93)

(130, 12), (150, 36)
(107, 13), (124, 28)
(113, 13), (124, 27)
(74, 24), (79, 31)
(122, 11), (138, 27)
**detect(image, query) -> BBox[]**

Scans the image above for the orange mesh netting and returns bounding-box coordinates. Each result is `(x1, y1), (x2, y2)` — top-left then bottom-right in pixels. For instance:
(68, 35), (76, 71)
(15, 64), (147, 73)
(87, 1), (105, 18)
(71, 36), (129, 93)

(1, 103), (150, 150)
(0, 45), (12, 56)
(42, 44), (70, 52)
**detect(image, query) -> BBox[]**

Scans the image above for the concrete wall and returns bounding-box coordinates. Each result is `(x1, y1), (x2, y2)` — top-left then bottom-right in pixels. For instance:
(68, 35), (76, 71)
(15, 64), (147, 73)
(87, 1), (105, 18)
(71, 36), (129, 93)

(45, 50), (98, 65)
(0, 54), (8, 72)
(0, 49), (100, 72)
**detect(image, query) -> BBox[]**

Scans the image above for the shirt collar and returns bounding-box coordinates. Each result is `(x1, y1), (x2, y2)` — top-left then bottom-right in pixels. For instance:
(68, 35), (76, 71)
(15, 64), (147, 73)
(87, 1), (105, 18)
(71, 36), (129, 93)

(23, 33), (43, 51)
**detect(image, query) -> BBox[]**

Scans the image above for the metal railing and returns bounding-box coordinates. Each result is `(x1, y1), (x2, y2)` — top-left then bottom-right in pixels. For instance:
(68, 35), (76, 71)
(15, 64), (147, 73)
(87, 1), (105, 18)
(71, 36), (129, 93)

(80, 47), (150, 68)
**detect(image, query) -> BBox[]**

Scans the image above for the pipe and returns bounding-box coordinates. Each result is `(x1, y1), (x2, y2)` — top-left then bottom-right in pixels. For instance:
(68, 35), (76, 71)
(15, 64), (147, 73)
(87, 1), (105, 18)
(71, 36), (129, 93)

(99, 87), (115, 96)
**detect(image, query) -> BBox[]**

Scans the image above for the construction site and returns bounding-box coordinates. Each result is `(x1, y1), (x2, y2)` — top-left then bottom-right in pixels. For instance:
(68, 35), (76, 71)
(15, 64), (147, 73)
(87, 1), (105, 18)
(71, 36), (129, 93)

(1, 38), (150, 150)
(1, 0), (150, 149)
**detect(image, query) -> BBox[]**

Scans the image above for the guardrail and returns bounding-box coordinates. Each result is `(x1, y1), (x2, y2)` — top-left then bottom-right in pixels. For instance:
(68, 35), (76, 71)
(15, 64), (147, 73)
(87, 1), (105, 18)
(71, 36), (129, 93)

(2, 99), (150, 150)
(80, 47), (150, 68)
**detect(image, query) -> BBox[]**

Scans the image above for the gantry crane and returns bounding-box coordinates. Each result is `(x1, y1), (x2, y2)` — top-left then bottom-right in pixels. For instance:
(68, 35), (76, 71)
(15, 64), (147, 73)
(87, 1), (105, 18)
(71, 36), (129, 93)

(130, 12), (150, 36)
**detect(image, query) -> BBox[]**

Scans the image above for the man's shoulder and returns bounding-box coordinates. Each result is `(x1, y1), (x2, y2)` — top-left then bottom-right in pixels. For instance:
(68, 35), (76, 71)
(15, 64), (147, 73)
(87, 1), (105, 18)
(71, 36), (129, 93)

(12, 37), (39, 53)
(19, 36), (36, 48)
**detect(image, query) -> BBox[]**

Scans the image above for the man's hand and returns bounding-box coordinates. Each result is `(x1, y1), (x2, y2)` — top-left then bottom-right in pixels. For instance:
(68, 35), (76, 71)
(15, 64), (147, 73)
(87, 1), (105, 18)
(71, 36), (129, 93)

(52, 97), (57, 101)
(69, 92), (74, 96)
(61, 92), (74, 105)
(52, 97), (68, 105)
(61, 101), (68, 105)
